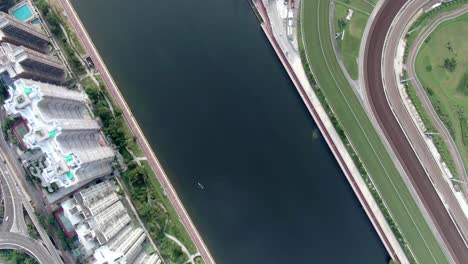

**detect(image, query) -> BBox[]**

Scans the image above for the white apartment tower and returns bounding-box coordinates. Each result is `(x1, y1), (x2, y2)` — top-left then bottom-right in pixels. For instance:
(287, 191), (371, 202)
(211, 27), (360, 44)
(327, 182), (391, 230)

(4, 79), (114, 195)
(61, 181), (161, 264)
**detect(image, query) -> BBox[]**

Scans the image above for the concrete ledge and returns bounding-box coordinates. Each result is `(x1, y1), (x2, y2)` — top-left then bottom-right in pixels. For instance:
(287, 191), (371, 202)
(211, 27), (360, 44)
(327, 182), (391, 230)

(255, 0), (408, 262)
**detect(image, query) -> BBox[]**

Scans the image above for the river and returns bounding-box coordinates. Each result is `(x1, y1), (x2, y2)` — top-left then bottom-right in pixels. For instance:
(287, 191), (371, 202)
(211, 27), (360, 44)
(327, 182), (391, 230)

(71, 0), (389, 263)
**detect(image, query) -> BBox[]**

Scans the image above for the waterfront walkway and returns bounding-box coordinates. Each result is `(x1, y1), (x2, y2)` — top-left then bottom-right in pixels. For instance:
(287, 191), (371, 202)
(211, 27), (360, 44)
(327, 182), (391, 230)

(58, 0), (215, 263)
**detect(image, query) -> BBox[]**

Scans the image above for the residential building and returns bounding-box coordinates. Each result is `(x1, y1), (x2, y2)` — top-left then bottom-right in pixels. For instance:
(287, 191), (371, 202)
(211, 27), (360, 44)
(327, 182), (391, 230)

(4, 78), (114, 200)
(60, 181), (161, 263)
(0, 42), (65, 84)
(0, 11), (49, 52)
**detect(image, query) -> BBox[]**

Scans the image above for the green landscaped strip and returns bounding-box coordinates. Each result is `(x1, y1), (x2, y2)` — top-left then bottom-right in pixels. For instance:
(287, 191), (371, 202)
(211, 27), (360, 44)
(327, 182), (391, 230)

(402, 70), (459, 180)
(404, 0), (468, 63)
(302, 0), (447, 263)
(414, 12), (468, 174)
(140, 161), (197, 254)
(333, 0), (374, 80)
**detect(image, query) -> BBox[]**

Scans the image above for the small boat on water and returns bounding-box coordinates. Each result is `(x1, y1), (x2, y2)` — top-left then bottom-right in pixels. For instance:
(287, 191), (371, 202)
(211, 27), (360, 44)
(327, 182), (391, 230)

(197, 182), (204, 190)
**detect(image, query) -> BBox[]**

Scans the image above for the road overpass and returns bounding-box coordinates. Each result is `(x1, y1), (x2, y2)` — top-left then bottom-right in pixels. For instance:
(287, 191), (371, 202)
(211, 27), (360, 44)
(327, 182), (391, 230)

(0, 129), (63, 263)
(0, 232), (56, 264)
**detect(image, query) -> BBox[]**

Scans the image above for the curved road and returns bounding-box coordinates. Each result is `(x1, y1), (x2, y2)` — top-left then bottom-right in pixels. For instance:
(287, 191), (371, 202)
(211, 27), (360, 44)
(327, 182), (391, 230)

(0, 131), (62, 263)
(0, 232), (56, 264)
(0, 171), (15, 232)
(407, 5), (468, 189)
(364, 0), (468, 263)
(0, 169), (27, 234)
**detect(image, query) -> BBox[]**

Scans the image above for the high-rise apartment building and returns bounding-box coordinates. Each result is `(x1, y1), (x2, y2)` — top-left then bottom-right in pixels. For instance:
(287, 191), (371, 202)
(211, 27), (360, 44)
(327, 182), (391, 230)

(0, 12), (50, 52)
(4, 79), (114, 199)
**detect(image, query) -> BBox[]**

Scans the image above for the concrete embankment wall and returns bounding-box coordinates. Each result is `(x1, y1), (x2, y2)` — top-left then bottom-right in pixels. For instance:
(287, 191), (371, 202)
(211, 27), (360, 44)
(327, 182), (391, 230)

(253, 0), (407, 262)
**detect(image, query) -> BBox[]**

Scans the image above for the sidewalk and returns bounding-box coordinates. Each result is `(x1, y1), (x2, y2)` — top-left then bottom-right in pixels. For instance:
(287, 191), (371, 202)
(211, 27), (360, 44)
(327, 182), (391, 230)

(57, 0), (215, 263)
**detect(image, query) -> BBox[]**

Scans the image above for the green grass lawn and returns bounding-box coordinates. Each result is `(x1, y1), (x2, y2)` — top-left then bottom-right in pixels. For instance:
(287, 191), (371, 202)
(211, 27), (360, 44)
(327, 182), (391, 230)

(302, 0), (448, 263)
(415, 12), (468, 173)
(141, 161), (197, 254)
(81, 76), (98, 90)
(333, 0), (376, 79)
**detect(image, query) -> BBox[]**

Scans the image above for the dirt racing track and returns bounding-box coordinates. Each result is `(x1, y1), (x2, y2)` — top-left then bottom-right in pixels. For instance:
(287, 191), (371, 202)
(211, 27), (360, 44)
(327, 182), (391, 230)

(364, 0), (468, 263)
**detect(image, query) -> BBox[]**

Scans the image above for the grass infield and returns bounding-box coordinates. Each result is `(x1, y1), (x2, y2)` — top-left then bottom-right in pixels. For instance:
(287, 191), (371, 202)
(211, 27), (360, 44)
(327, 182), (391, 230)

(415, 12), (468, 174)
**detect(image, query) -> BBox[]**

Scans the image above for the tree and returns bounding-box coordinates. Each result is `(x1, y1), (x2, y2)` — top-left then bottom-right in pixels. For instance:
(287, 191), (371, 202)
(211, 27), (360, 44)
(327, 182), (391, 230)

(104, 119), (126, 147)
(443, 58), (457, 72)
(338, 19), (347, 29)
(85, 87), (101, 104)
(425, 64), (432, 72)
(45, 12), (61, 36)
(127, 166), (147, 184)
(94, 103), (113, 126)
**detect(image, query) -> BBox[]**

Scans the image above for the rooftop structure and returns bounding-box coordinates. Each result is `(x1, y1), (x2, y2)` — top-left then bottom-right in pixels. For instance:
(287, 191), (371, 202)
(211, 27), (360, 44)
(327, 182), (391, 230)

(134, 251), (161, 264)
(0, 42), (65, 84)
(74, 200), (131, 254)
(93, 227), (148, 264)
(4, 78), (114, 195)
(9, 1), (35, 23)
(60, 181), (162, 263)
(81, 201), (131, 246)
(63, 181), (119, 224)
(0, 11), (48, 52)
(0, 0), (10, 11)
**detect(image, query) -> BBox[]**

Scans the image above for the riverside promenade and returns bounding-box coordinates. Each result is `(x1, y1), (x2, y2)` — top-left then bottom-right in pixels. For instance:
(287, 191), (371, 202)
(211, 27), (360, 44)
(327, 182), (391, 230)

(254, 0), (407, 262)
(58, 0), (215, 263)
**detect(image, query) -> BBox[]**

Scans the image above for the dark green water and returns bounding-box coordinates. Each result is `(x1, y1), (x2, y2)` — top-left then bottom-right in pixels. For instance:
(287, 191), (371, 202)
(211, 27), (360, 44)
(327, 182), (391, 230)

(72, 0), (389, 263)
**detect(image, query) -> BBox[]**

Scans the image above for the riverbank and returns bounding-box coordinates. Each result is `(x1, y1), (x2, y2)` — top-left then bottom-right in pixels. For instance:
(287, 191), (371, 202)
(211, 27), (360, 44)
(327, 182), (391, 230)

(253, 0), (407, 263)
(56, 0), (215, 263)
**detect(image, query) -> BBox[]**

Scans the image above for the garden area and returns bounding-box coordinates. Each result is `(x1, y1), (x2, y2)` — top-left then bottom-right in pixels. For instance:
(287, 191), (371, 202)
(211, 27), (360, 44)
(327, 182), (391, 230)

(415, 11), (468, 172)
(333, 0), (378, 79)
(0, 249), (38, 264)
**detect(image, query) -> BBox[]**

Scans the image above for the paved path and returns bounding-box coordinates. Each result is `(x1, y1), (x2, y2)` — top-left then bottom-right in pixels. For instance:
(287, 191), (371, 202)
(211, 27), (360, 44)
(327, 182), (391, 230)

(58, 0), (215, 263)
(406, 5), (468, 194)
(0, 137), (63, 263)
(257, 0), (405, 262)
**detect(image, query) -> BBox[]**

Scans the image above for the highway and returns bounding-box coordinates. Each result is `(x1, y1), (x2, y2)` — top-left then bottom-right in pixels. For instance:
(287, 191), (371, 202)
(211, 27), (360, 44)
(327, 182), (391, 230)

(0, 129), (63, 263)
(0, 169), (27, 234)
(0, 232), (56, 264)
(364, 0), (468, 263)
(0, 170), (15, 232)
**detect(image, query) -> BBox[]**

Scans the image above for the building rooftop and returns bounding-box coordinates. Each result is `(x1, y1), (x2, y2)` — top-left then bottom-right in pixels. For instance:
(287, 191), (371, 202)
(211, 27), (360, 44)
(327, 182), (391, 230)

(0, 42), (65, 83)
(4, 78), (114, 192)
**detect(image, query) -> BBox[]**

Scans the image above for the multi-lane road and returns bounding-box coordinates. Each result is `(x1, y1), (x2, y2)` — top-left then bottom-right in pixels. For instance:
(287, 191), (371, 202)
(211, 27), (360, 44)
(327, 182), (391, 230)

(0, 232), (55, 264)
(0, 130), (62, 263)
(364, 0), (468, 263)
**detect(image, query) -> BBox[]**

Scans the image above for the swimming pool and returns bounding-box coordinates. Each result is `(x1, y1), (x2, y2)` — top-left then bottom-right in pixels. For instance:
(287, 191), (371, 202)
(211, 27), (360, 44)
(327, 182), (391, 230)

(31, 18), (41, 24)
(12, 3), (33, 22)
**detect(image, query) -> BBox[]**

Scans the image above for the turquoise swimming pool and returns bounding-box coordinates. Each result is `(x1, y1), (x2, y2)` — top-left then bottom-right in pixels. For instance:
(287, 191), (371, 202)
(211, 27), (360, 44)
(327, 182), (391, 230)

(12, 4), (33, 22)
(31, 18), (40, 24)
